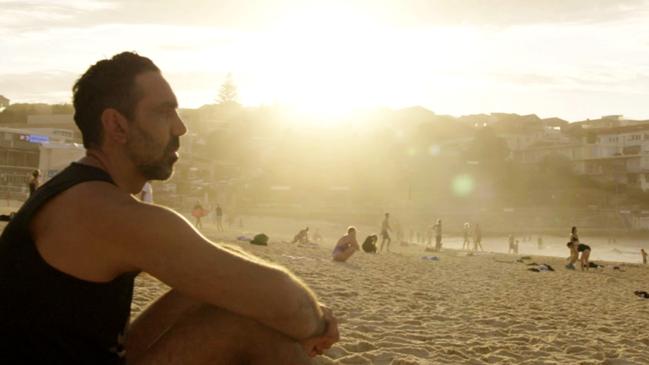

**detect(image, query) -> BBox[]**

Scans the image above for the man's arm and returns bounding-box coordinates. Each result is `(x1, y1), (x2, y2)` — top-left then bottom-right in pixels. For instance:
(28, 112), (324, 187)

(97, 195), (326, 340)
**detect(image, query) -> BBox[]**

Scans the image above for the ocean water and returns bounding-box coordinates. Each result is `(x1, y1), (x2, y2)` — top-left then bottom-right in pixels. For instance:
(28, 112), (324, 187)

(439, 235), (648, 264)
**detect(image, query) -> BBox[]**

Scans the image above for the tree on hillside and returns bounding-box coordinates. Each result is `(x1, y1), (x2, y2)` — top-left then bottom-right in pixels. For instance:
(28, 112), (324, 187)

(217, 73), (239, 105)
(0, 95), (9, 109)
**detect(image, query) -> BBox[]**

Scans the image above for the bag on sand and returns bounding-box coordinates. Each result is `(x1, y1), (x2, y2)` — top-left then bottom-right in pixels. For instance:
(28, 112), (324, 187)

(250, 233), (269, 246)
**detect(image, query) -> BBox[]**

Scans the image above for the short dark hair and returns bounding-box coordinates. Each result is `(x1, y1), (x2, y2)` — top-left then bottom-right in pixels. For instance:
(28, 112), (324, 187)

(72, 52), (159, 148)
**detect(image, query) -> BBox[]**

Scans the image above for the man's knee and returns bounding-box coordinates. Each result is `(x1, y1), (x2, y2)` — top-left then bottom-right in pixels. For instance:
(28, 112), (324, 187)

(132, 304), (311, 365)
(188, 306), (311, 364)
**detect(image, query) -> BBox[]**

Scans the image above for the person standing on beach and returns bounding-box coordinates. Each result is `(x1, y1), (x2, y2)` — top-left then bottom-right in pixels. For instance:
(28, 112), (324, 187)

(570, 226), (579, 243)
(433, 219), (442, 251)
(380, 212), (392, 252)
(292, 226), (310, 244)
(473, 223), (483, 251)
(508, 235), (516, 254)
(332, 226), (360, 262)
(192, 201), (204, 229)
(641, 248), (647, 264)
(565, 226), (580, 269)
(462, 222), (471, 250)
(28, 169), (40, 197)
(566, 240), (578, 270)
(0, 52), (338, 364)
(215, 204), (224, 232)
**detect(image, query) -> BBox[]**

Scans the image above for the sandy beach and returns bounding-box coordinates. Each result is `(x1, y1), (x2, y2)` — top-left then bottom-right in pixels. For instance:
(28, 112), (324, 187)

(131, 220), (649, 365)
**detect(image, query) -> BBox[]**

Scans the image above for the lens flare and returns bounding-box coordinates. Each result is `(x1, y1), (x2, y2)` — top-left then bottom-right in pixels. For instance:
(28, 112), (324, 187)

(428, 145), (441, 156)
(452, 174), (474, 196)
(407, 147), (417, 156)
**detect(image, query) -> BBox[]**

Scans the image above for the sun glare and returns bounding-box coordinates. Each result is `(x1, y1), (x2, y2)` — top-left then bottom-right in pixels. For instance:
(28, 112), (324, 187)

(232, 5), (473, 125)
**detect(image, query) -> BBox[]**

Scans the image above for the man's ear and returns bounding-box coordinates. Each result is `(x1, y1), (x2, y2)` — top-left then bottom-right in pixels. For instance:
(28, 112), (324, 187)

(101, 108), (129, 145)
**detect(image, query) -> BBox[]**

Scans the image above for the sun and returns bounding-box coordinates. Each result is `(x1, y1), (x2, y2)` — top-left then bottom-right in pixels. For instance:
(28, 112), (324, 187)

(192, 3), (477, 126)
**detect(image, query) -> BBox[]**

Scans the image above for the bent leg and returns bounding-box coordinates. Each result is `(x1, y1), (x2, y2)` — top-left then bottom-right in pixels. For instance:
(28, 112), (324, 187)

(333, 248), (356, 262)
(582, 250), (590, 270)
(127, 290), (312, 365)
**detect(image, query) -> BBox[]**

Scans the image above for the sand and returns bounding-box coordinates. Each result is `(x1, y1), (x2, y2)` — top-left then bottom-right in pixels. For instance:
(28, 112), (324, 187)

(131, 222), (649, 365)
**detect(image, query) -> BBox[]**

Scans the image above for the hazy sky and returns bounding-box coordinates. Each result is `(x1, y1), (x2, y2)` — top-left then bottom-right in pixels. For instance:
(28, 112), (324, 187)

(2, 0), (649, 121)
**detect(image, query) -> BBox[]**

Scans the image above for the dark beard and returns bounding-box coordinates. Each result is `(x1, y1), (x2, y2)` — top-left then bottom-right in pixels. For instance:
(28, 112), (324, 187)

(134, 136), (180, 180)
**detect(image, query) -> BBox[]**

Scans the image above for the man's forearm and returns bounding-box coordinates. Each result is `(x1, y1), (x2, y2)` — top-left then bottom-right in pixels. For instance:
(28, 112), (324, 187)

(219, 244), (326, 339)
(269, 271), (326, 340)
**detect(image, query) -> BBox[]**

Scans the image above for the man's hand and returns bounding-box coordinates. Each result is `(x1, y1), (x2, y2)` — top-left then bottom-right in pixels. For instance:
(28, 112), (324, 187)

(302, 305), (340, 357)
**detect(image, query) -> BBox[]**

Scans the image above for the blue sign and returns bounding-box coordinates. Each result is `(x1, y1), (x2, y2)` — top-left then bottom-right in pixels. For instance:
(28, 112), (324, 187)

(27, 134), (49, 143)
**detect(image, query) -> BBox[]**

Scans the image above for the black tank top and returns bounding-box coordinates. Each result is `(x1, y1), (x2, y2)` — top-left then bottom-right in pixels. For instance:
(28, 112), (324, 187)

(0, 163), (138, 365)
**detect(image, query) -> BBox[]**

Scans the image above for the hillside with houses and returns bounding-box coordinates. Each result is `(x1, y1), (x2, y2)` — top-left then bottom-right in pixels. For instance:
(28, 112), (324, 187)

(2, 99), (649, 233)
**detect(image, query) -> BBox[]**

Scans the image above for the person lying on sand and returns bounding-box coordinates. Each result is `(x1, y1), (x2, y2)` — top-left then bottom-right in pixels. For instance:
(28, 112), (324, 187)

(0, 52), (338, 365)
(362, 234), (378, 253)
(292, 226), (310, 245)
(635, 291), (649, 299)
(528, 264), (554, 272)
(332, 226), (360, 262)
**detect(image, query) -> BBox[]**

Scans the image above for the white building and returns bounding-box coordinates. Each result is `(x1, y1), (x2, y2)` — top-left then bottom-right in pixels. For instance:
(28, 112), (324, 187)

(514, 123), (649, 191)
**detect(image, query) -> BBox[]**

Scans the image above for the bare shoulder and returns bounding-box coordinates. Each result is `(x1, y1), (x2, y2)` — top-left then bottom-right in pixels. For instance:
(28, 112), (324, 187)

(60, 181), (194, 243)
(31, 180), (196, 281)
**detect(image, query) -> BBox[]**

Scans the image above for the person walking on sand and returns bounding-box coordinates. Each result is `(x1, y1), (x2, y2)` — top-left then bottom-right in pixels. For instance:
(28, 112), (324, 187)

(433, 219), (443, 251)
(28, 169), (41, 197)
(380, 212), (392, 253)
(291, 226), (310, 245)
(473, 223), (483, 251)
(641, 248), (647, 265)
(508, 235), (516, 254)
(215, 204), (224, 232)
(192, 201), (205, 229)
(0, 52), (339, 364)
(332, 226), (360, 262)
(462, 222), (471, 250)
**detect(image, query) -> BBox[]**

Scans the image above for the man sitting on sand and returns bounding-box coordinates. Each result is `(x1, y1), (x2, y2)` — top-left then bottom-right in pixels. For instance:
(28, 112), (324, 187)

(332, 226), (360, 262)
(292, 226), (310, 244)
(0, 52), (338, 364)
